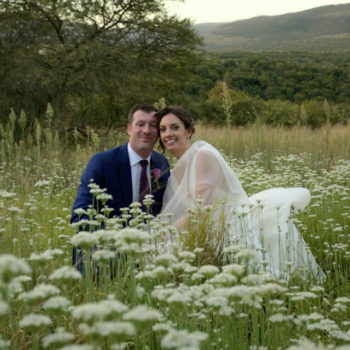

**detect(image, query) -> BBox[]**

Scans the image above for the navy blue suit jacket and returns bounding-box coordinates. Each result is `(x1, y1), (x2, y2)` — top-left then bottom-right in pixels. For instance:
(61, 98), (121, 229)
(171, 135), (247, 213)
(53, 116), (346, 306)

(71, 143), (170, 223)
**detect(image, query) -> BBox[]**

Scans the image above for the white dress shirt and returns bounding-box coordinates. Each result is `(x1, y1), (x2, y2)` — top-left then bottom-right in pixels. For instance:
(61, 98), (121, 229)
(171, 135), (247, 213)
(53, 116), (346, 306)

(127, 143), (151, 203)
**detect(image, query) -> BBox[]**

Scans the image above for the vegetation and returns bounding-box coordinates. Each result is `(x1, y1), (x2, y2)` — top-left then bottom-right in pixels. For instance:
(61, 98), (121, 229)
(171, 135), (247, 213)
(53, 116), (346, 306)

(1, 2), (349, 349)
(1, 118), (349, 349)
(1, 2), (350, 130)
(195, 4), (350, 51)
(0, 0), (202, 128)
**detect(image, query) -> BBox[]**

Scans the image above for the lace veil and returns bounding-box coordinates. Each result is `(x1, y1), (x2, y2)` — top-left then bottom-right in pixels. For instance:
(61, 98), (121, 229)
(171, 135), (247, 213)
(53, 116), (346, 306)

(160, 141), (250, 225)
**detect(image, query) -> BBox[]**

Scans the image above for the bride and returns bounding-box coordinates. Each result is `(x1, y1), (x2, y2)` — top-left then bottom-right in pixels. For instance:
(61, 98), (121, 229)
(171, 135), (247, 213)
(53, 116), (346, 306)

(156, 106), (325, 280)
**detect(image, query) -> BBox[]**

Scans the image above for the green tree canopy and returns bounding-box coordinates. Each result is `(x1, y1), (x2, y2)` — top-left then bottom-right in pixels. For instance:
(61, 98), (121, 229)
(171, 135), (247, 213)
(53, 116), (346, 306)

(0, 0), (202, 128)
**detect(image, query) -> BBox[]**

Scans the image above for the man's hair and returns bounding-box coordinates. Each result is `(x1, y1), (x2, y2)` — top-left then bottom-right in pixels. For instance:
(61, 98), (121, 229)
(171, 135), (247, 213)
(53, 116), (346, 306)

(127, 104), (158, 124)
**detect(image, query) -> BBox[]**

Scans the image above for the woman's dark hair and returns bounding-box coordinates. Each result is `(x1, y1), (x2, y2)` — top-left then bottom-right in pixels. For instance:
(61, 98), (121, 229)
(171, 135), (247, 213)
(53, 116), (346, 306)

(156, 106), (195, 152)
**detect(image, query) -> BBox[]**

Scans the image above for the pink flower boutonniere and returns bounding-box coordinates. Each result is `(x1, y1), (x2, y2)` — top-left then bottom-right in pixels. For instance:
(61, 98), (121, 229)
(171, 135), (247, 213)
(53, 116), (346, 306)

(151, 168), (161, 191)
(152, 168), (161, 179)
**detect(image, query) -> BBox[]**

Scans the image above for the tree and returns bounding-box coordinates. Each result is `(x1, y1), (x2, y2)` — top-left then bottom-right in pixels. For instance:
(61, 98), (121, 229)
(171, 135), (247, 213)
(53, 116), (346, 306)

(0, 0), (202, 128)
(204, 81), (262, 126)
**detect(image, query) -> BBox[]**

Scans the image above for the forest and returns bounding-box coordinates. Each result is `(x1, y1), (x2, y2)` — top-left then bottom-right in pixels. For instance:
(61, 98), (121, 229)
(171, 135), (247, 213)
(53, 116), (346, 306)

(0, 0), (350, 133)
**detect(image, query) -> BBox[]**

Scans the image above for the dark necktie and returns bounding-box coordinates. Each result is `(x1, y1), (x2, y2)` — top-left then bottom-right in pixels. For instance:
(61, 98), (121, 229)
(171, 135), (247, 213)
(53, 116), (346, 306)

(139, 159), (150, 207)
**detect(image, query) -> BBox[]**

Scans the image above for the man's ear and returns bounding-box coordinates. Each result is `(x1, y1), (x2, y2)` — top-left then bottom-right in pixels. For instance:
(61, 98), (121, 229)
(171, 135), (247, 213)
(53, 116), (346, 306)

(127, 124), (131, 136)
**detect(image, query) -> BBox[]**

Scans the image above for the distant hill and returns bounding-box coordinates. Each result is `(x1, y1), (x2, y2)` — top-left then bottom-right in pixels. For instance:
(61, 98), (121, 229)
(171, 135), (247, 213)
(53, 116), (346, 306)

(195, 4), (350, 51)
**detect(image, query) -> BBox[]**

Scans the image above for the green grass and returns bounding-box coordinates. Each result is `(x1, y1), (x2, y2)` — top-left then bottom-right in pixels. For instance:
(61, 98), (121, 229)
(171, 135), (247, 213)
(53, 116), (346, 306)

(0, 122), (349, 349)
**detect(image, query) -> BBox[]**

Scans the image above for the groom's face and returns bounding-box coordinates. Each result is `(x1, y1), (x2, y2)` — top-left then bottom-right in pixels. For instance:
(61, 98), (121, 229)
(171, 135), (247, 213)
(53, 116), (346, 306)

(127, 110), (158, 158)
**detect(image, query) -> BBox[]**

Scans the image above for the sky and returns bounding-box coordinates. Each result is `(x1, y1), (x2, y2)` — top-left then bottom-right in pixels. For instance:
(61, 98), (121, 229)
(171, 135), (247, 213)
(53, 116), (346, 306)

(165, 0), (350, 23)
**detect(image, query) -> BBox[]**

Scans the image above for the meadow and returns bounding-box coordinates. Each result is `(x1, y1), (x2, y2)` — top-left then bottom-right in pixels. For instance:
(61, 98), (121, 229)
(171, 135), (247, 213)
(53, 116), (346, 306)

(0, 118), (350, 350)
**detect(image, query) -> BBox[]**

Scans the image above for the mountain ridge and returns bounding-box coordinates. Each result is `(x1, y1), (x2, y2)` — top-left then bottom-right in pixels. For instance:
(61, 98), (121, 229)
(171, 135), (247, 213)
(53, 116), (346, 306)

(194, 4), (350, 51)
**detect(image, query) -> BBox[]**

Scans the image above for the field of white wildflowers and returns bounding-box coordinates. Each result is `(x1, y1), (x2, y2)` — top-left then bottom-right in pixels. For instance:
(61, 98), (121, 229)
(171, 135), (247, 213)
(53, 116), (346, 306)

(0, 120), (349, 350)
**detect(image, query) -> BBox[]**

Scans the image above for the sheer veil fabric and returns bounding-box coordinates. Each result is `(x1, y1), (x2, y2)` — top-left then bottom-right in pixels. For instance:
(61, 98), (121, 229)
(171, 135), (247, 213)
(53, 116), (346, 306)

(160, 141), (325, 280)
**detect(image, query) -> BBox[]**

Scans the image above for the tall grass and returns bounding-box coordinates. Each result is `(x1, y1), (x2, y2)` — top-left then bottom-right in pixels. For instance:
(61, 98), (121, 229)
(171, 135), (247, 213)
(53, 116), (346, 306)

(196, 123), (350, 166)
(0, 113), (350, 349)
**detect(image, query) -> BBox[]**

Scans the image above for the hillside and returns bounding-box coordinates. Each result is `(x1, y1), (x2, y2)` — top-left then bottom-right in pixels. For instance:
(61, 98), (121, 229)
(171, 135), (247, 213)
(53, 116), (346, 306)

(195, 4), (350, 51)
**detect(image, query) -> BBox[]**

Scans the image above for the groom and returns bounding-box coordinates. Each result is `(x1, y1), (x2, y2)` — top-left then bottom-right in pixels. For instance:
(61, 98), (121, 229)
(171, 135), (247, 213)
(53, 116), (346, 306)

(71, 104), (170, 268)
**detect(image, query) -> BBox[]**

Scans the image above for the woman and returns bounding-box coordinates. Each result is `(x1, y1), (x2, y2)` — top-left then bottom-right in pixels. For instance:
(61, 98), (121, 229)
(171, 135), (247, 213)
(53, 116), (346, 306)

(156, 106), (325, 280)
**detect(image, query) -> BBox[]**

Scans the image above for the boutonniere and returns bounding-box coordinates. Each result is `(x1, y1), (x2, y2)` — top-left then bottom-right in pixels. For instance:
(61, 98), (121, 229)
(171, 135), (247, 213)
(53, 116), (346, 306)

(151, 168), (161, 190)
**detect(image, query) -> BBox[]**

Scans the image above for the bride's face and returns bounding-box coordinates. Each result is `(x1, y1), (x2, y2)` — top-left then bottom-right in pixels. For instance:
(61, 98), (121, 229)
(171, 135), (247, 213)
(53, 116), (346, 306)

(159, 113), (192, 159)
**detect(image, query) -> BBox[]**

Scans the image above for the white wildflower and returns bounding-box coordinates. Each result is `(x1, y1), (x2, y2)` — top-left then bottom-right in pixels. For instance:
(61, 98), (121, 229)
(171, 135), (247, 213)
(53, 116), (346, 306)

(205, 296), (228, 309)
(43, 296), (72, 312)
(241, 273), (275, 285)
(238, 247), (257, 259)
(118, 228), (148, 243)
(92, 249), (115, 262)
(207, 272), (237, 286)
(268, 313), (294, 323)
(222, 264), (245, 276)
(7, 275), (32, 297)
(19, 313), (52, 328)
(0, 300), (10, 315)
(29, 252), (53, 262)
(72, 299), (128, 323)
(96, 193), (113, 202)
(49, 266), (82, 282)
(0, 190), (15, 198)
(45, 248), (65, 257)
(42, 327), (75, 348)
(153, 322), (174, 332)
(0, 254), (31, 283)
(29, 249), (65, 263)
(307, 318), (339, 332)
(161, 329), (208, 349)
(8, 206), (23, 213)
(135, 270), (154, 281)
(289, 291), (318, 301)
(335, 297), (350, 303)
(58, 345), (96, 350)
(197, 265), (220, 278)
(155, 253), (178, 267)
(18, 283), (60, 302)
(178, 251), (196, 262)
(79, 321), (136, 337)
(123, 304), (163, 323)
(111, 343), (128, 350)
(74, 208), (87, 217)
(151, 266), (171, 279)
(331, 303), (348, 313)
(71, 231), (97, 248)
(286, 339), (331, 350)
(310, 286), (325, 293)
(167, 291), (192, 306)
(0, 336), (10, 349)
(193, 247), (204, 254)
(34, 180), (50, 187)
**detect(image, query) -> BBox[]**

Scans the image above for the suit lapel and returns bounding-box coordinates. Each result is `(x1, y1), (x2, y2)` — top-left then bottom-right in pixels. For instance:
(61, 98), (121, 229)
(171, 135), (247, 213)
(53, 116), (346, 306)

(150, 156), (158, 194)
(115, 144), (133, 205)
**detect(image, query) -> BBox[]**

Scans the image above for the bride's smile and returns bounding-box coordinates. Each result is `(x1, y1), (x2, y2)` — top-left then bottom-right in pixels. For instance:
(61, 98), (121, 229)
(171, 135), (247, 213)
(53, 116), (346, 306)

(159, 113), (193, 159)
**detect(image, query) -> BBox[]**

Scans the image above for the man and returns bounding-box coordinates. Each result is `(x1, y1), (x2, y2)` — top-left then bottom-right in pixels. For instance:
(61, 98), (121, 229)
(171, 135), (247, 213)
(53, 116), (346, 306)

(71, 104), (170, 269)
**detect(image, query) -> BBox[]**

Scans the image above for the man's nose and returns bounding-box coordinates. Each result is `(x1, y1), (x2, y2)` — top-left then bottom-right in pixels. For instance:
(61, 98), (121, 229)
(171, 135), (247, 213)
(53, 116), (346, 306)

(143, 124), (151, 133)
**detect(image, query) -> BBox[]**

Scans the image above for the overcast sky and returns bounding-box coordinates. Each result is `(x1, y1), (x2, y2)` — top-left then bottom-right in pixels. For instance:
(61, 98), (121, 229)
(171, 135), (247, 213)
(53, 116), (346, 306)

(165, 0), (350, 23)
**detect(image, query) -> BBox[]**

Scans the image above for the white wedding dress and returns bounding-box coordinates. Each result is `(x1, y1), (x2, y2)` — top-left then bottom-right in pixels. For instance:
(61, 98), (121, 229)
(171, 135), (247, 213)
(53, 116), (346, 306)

(160, 141), (325, 280)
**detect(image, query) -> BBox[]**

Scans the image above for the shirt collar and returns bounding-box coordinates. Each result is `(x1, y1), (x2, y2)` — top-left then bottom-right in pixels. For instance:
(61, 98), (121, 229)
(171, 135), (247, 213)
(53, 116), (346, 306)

(127, 143), (151, 166)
